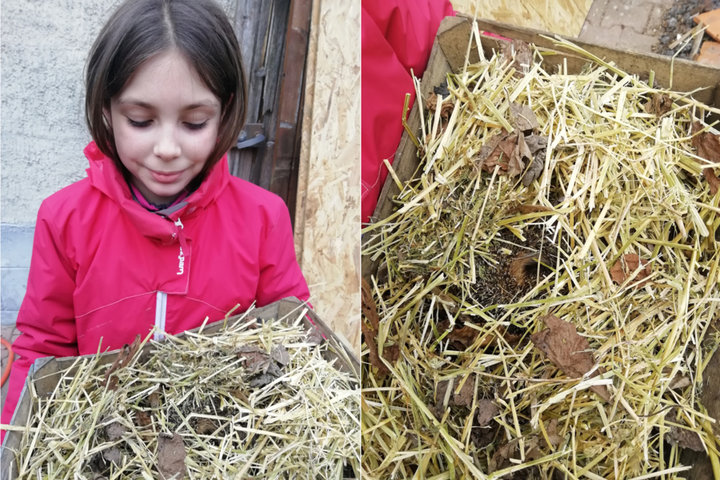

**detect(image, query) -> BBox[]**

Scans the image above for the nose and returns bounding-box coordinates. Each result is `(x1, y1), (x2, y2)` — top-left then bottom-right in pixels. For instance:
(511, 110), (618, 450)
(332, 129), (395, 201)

(153, 127), (181, 161)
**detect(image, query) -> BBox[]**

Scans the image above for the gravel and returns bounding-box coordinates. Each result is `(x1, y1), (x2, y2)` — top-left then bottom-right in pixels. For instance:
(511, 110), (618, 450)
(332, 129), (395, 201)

(654, 0), (720, 58)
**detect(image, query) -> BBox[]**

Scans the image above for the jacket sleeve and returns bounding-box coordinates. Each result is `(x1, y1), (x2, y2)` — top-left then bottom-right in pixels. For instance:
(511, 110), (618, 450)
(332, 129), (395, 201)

(255, 200), (311, 308)
(1, 201), (79, 441)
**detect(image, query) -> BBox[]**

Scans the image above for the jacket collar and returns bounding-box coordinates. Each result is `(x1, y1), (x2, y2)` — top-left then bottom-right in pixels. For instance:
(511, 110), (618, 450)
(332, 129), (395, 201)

(83, 141), (230, 242)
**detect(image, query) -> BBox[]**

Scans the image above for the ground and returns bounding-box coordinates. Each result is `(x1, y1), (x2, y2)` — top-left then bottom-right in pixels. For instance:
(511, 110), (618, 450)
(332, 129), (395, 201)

(654, 0), (720, 57)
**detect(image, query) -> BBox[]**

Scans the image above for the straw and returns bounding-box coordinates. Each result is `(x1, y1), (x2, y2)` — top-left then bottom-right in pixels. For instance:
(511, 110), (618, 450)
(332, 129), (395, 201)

(6, 309), (360, 479)
(362, 31), (720, 479)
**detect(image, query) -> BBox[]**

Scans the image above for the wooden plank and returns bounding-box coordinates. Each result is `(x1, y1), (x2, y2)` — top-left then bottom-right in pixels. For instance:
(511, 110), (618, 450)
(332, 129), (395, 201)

(445, 16), (720, 106)
(268, 0), (312, 218)
(257, 1), (292, 190)
(231, 0), (276, 185)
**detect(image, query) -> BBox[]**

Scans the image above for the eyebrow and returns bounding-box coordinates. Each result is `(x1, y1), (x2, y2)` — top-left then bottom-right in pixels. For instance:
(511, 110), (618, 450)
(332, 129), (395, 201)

(116, 99), (220, 110)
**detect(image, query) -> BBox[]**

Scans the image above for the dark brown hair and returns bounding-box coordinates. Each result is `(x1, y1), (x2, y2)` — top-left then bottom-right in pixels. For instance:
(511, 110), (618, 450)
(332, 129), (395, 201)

(85, 0), (246, 178)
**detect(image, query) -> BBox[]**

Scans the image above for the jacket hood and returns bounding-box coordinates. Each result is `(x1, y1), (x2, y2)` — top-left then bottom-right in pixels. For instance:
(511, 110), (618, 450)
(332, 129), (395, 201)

(83, 141), (231, 243)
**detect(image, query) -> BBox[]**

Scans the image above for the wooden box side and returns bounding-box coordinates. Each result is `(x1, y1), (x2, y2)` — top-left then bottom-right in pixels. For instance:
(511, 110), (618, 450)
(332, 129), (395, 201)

(1, 297), (358, 478)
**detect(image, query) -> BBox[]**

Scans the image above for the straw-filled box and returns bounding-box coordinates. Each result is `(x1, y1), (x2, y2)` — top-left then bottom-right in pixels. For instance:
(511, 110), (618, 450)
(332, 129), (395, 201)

(362, 16), (720, 480)
(1, 297), (360, 479)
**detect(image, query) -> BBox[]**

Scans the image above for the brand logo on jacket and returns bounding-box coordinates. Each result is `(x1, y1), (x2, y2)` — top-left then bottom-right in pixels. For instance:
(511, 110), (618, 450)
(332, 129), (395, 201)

(177, 246), (185, 275)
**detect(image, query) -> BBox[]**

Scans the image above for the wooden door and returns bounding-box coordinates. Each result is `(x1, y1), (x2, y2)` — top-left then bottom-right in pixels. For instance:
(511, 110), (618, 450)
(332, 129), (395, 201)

(230, 0), (312, 226)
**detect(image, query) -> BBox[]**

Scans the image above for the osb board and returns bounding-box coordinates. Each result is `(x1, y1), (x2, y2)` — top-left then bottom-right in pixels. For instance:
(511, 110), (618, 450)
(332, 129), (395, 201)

(294, 0), (360, 354)
(450, 0), (592, 37)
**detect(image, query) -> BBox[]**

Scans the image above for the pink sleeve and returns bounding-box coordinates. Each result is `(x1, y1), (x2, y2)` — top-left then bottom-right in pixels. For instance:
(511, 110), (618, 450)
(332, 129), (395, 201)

(254, 200), (310, 308)
(363, 0), (455, 75)
(1, 203), (79, 442)
(361, 0), (454, 224)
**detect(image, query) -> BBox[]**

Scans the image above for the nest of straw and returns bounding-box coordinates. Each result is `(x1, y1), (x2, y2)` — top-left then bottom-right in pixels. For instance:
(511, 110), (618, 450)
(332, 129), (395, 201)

(362, 34), (720, 479)
(5, 309), (360, 479)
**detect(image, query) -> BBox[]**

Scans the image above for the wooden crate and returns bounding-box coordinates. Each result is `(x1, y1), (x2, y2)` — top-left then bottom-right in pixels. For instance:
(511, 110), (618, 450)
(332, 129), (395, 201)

(1, 297), (359, 478)
(363, 15), (720, 478)
(366, 15), (720, 248)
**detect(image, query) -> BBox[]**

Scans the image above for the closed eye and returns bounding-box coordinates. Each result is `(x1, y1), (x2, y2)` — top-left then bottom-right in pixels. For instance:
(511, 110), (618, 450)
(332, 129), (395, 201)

(185, 121), (208, 131)
(127, 118), (151, 128)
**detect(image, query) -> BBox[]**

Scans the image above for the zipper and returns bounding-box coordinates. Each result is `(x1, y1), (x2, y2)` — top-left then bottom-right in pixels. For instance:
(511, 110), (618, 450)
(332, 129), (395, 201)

(155, 291), (167, 340)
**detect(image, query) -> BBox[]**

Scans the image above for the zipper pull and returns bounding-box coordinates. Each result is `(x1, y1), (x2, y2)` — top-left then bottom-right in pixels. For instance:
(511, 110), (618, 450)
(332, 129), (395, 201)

(170, 217), (184, 240)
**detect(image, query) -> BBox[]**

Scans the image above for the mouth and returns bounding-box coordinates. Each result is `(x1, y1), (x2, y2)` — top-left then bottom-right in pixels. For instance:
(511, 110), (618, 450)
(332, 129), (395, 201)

(149, 169), (184, 184)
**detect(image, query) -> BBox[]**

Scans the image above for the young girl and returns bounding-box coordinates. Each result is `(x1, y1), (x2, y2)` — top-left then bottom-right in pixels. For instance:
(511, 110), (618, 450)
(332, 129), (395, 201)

(1, 0), (310, 436)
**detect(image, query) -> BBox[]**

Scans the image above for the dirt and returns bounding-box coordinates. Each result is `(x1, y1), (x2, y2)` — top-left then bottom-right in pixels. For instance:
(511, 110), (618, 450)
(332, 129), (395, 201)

(654, 0), (720, 58)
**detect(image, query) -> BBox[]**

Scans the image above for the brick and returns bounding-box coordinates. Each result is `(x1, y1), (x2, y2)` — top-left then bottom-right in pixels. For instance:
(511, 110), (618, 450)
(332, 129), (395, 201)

(578, 24), (624, 49)
(601, 3), (652, 33)
(694, 8), (720, 42)
(641, 0), (675, 5)
(619, 28), (660, 53)
(694, 41), (720, 66)
(582, 0), (610, 28)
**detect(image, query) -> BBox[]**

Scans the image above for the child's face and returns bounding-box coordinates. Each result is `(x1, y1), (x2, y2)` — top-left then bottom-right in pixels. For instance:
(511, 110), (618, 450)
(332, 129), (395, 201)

(105, 49), (221, 205)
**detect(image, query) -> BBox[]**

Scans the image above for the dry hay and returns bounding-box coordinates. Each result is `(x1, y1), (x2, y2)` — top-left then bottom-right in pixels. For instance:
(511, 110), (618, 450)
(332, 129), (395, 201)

(4, 308), (360, 479)
(362, 33), (720, 479)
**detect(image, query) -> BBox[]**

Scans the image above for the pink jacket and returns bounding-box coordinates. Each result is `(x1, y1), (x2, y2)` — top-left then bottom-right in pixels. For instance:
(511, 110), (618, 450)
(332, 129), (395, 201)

(362, 0), (454, 223)
(1, 142), (310, 434)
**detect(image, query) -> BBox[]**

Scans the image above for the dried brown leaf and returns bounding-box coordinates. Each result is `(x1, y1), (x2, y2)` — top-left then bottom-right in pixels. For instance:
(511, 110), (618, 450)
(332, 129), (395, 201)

(362, 278), (395, 376)
(102, 447), (123, 466)
(192, 418), (217, 435)
(149, 391), (161, 409)
(510, 102), (539, 132)
(104, 421), (126, 442)
(453, 378), (475, 408)
(478, 130), (520, 175)
(610, 254), (652, 287)
(511, 204), (552, 214)
(236, 345), (271, 374)
(135, 411), (152, 427)
(530, 314), (611, 401)
(441, 321), (480, 348)
(476, 130), (506, 169)
(507, 133), (528, 177)
(500, 39), (533, 76)
(691, 122), (720, 195)
(646, 93), (673, 117)
(104, 335), (142, 390)
(157, 432), (186, 480)
(476, 399), (499, 427)
(271, 344), (290, 366)
(524, 134), (548, 153)
(544, 418), (563, 449)
(668, 425), (705, 451)
(435, 376), (475, 409)
(489, 438), (520, 473)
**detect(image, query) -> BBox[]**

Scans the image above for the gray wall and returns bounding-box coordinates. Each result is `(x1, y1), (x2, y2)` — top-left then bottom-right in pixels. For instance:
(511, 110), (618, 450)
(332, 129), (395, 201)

(0, 0), (235, 324)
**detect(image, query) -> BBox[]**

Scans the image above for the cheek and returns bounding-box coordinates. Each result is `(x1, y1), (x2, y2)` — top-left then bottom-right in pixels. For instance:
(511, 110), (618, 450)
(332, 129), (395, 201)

(113, 126), (145, 159)
(186, 127), (220, 159)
